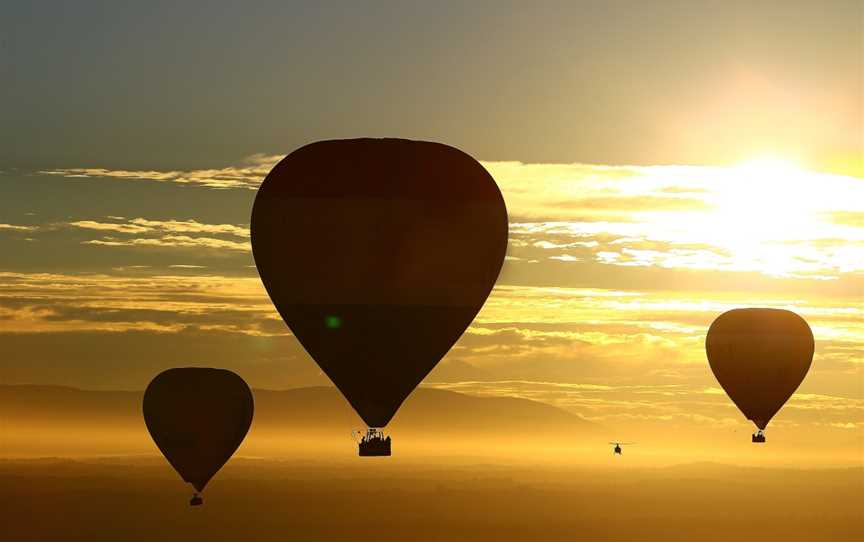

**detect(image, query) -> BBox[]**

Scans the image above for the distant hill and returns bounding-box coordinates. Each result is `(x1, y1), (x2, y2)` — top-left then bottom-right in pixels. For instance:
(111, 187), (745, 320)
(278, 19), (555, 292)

(0, 384), (597, 445)
(0, 385), (142, 423)
(253, 386), (596, 435)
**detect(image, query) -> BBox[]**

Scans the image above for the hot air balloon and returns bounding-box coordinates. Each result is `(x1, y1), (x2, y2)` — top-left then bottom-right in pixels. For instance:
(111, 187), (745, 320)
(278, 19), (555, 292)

(705, 308), (814, 443)
(143, 368), (254, 505)
(251, 138), (508, 456)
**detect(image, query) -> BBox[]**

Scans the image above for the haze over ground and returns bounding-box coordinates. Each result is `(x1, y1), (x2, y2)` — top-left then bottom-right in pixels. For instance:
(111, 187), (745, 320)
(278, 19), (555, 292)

(2, 458), (861, 542)
(2, 386), (862, 541)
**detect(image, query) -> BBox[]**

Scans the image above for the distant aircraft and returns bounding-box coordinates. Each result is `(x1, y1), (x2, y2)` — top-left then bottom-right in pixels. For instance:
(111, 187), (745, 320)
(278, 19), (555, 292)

(609, 442), (635, 455)
(251, 138), (508, 456)
(143, 368), (254, 506)
(706, 308), (814, 443)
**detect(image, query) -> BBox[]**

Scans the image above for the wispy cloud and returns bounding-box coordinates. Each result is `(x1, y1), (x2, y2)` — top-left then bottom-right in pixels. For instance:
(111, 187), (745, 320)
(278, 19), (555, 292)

(83, 235), (249, 251)
(0, 271), (280, 336)
(42, 156), (863, 279)
(508, 215), (864, 280)
(35, 154), (864, 279)
(41, 153), (281, 190)
(463, 285), (864, 374)
(69, 218), (249, 237)
(67, 217), (251, 252)
(126, 218), (249, 237)
(68, 220), (151, 234)
(423, 379), (864, 429)
(0, 224), (38, 231)
(15, 156), (864, 429)
(4, 271), (858, 367)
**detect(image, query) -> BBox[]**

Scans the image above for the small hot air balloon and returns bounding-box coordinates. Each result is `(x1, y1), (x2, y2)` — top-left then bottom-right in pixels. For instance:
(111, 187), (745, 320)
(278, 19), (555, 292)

(251, 138), (508, 456)
(705, 308), (814, 443)
(143, 368), (254, 505)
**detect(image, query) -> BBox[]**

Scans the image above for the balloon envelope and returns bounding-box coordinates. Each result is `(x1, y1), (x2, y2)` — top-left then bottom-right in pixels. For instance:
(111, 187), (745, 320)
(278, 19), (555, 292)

(705, 308), (814, 430)
(143, 368), (254, 492)
(251, 138), (508, 427)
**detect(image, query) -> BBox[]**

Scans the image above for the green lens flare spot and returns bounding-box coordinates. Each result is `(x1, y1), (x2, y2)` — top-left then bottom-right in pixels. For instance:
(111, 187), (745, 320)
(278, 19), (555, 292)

(325, 315), (342, 329)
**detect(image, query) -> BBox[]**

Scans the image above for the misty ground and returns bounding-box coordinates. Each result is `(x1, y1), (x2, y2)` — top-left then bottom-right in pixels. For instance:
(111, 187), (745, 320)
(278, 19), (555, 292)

(1, 457), (860, 542)
(2, 385), (861, 539)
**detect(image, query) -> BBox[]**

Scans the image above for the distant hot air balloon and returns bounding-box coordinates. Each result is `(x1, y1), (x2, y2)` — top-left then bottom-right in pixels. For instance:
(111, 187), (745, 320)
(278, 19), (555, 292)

(251, 138), (508, 456)
(143, 368), (254, 505)
(705, 308), (814, 443)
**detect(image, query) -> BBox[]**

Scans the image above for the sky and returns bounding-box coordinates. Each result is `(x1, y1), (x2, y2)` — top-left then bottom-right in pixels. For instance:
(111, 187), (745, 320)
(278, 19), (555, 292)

(1, 1), (862, 449)
(3, 1), (861, 171)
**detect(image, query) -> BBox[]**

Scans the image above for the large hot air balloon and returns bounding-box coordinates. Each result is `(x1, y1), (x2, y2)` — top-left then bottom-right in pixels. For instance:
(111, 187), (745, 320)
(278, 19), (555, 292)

(143, 368), (254, 504)
(251, 138), (508, 455)
(705, 308), (814, 443)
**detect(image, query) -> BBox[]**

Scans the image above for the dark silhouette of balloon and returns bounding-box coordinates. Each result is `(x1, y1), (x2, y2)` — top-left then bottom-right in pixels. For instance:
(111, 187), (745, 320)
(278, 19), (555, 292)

(143, 368), (254, 504)
(705, 308), (814, 434)
(251, 138), (508, 431)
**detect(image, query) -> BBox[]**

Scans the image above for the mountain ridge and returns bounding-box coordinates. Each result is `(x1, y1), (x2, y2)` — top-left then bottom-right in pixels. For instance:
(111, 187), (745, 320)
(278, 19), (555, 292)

(0, 383), (598, 436)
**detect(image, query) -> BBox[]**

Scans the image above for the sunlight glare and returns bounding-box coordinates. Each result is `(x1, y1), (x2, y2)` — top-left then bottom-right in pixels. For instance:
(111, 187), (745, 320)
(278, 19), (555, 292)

(699, 155), (829, 276)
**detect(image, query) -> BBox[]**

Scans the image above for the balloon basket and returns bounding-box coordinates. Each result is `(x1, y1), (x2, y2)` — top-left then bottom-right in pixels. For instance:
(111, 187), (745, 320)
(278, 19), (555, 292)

(358, 429), (391, 457)
(752, 431), (766, 443)
(189, 493), (204, 506)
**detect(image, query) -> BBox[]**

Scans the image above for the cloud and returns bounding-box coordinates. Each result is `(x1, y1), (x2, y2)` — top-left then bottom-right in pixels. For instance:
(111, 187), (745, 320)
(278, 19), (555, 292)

(0, 268), (861, 431)
(66, 217), (251, 252)
(467, 285), (864, 370)
(83, 235), (249, 251)
(493, 162), (864, 279)
(508, 218), (864, 280)
(828, 422), (859, 429)
(41, 153), (282, 190)
(69, 220), (152, 234)
(0, 271), (282, 336)
(785, 393), (864, 412)
(38, 156), (864, 279)
(423, 379), (743, 426)
(0, 224), (37, 231)
(423, 379), (864, 429)
(126, 218), (249, 237)
(828, 212), (864, 228)
(69, 218), (249, 237)
(12, 158), (864, 425)
(6, 271), (858, 360)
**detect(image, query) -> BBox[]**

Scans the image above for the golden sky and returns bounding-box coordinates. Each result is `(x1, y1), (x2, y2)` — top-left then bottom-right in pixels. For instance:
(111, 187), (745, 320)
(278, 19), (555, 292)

(1, 154), (861, 452)
(1, 0), (861, 464)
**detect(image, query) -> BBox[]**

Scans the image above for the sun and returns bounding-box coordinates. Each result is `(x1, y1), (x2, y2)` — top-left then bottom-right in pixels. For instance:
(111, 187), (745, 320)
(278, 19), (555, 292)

(709, 154), (817, 232)
(718, 154), (809, 207)
(692, 154), (830, 276)
(612, 152), (859, 278)
(732, 154), (802, 175)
